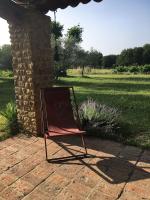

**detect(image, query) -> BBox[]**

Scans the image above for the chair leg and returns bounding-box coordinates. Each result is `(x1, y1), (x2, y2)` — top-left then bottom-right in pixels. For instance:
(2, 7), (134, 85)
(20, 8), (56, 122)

(81, 134), (88, 155)
(44, 135), (48, 160)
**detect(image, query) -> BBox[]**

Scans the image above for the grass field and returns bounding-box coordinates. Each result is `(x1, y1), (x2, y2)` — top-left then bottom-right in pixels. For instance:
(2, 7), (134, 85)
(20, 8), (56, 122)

(0, 69), (150, 148)
(57, 70), (150, 148)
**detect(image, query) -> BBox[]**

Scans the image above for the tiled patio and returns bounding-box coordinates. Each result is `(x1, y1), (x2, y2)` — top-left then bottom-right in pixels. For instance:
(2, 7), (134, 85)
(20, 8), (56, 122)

(0, 135), (150, 200)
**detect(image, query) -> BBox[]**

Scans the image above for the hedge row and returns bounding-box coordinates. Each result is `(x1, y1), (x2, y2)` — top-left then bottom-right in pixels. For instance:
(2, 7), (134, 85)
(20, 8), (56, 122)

(113, 65), (150, 74)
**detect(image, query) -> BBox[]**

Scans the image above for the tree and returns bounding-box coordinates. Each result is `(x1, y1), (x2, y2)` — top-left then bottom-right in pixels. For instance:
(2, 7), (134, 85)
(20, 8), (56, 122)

(63, 25), (83, 68)
(87, 49), (103, 68)
(117, 48), (134, 66)
(116, 44), (150, 66)
(75, 48), (88, 77)
(51, 21), (64, 40)
(143, 44), (150, 64)
(50, 21), (65, 78)
(133, 47), (143, 65)
(66, 25), (83, 43)
(102, 55), (117, 68)
(0, 44), (12, 69)
(51, 21), (64, 61)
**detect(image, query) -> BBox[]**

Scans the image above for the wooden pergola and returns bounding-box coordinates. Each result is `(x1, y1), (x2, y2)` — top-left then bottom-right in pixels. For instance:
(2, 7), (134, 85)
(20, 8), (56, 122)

(0, 0), (102, 135)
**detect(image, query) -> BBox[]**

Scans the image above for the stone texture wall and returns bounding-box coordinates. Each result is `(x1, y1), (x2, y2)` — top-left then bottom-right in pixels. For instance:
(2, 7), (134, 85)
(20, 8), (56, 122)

(9, 11), (53, 135)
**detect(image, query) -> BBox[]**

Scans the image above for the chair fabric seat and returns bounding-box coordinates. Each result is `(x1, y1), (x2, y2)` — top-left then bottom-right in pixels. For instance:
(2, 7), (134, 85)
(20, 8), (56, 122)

(45, 126), (85, 137)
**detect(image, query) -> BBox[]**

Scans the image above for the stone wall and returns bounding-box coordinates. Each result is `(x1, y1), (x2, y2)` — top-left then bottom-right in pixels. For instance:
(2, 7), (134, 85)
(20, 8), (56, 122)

(9, 11), (53, 135)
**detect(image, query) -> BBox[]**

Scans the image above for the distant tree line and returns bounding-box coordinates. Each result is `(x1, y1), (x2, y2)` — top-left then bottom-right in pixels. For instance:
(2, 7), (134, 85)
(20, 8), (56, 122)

(51, 22), (103, 77)
(117, 44), (150, 66)
(51, 22), (150, 76)
(0, 21), (150, 74)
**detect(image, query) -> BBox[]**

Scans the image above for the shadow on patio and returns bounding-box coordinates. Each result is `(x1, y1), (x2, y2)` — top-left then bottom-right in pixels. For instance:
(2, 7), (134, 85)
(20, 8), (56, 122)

(0, 135), (150, 200)
(50, 136), (150, 185)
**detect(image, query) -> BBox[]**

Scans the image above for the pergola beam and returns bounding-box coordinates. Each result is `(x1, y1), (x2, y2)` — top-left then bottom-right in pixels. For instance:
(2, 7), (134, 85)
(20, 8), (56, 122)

(0, 0), (26, 23)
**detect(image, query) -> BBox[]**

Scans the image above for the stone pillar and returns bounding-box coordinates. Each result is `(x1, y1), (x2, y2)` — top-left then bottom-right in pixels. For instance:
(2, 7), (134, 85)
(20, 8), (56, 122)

(9, 11), (53, 136)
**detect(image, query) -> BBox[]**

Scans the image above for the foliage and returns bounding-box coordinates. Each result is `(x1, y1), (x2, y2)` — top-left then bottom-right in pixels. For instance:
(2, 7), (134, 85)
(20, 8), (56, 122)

(133, 47), (143, 65)
(50, 22), (103, 73)
(113, 66), (128, 73)
(51, 24), (102, 75)
(128, 66), (140, 73)
(117, 44), (150, 67)
(0, 102), (19, 135)
(102, 55), (117, 68)
(87, 49), (103, 68)
(0, 45), (12, 69)
(141, 64), (150, 73)
(0, 69), (13, 77)
(79, 98), (121, 134)
(50, 21), (150, 71)
(0, 73), (15, 112)
(51, 21), (64, 63)
(143, 44), (150, 64)
(0, 72), (15, 139)
(51, 21), (64, 40)
(114, 65), (150, 74)
(63, 25), (84, 68)
(78, 98), (133, 141)
(75, 48), (88, 67)
(66, 24), (83, 43)
(117, 48), (134, 66)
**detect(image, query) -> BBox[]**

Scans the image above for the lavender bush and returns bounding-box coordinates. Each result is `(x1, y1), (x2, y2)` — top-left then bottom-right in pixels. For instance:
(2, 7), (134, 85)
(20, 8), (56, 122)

(79, 98), (121, 134)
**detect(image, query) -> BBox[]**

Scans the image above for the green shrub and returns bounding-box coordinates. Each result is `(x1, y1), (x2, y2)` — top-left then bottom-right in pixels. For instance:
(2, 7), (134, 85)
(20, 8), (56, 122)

(0, 70), (13, 77)
(142, 65), (150, 73)
(79, 98), (121, 136)
(78, 98), (134, 141)
(128, 66), (140, 73)
(113, 64), (150, 74)
(0, 102), (19, 135)
(114, 66), (128, 73)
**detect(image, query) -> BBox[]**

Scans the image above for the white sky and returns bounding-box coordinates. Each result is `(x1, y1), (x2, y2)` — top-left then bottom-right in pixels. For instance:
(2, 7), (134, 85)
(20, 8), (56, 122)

(0, 18), (10, 45)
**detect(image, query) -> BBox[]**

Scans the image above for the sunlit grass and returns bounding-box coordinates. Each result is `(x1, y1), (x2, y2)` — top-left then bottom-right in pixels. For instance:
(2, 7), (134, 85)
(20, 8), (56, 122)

(0, 69), (150, 147)
(57, 72), (150, 148)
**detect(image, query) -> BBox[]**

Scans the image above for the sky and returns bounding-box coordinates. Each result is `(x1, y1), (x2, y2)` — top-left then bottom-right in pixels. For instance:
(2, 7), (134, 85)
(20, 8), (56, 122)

(0, 0), (150, 55)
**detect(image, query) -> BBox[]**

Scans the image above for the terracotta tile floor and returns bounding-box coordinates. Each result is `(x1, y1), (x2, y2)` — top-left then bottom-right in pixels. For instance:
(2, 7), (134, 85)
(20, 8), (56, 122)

(0, 135), (150, 200)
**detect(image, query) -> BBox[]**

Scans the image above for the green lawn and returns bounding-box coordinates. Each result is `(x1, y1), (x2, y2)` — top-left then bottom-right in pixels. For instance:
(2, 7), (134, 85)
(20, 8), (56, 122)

(0, 70), (150, 148)
(57, 72), (150, 148)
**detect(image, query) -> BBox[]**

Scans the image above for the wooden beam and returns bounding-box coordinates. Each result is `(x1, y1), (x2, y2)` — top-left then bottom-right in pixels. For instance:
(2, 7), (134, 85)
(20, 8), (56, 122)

(0, 0), (26, 23)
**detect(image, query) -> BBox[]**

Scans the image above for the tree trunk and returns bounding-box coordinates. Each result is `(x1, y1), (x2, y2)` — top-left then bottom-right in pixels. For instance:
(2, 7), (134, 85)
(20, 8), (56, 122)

(81, 65), (85, 77)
